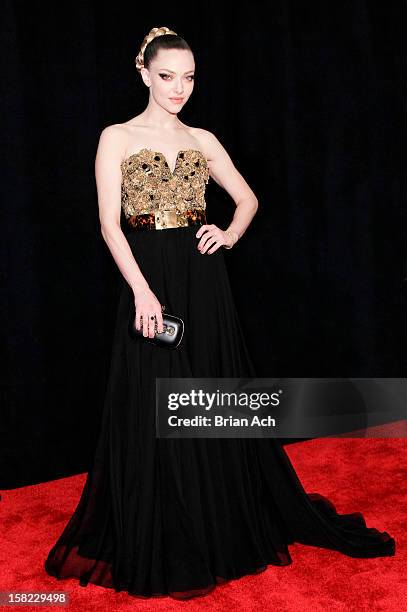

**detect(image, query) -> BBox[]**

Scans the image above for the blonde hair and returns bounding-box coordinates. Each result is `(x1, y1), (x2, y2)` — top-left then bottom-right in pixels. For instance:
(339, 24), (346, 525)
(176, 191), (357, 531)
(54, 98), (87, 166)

(135, 26), (178, 72)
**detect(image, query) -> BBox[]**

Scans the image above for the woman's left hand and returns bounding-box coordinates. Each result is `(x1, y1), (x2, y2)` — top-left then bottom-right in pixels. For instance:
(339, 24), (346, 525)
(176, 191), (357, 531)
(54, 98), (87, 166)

(195, 224), (234, 254)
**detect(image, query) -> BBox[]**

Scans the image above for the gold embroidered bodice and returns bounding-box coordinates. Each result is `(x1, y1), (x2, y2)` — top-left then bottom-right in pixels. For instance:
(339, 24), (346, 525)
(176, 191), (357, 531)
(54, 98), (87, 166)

(120, 148), (210, 218)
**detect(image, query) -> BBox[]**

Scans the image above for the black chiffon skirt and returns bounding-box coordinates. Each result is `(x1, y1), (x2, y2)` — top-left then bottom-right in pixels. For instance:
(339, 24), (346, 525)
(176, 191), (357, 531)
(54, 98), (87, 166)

(44, 224), (396, 600)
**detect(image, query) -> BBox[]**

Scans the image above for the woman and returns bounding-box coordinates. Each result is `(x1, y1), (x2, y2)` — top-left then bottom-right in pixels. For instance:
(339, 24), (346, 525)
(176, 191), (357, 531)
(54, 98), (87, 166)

(44, 26), (395, 600)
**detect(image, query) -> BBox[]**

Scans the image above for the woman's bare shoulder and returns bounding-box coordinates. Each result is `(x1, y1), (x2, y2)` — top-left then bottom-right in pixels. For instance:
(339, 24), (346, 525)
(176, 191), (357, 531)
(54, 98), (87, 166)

(188, 127), (222, 160)
(100, 120), (141, 137)
(186, 125), (213, 139)
(98, 123), (129, 146)
(98, 121), (145, 157)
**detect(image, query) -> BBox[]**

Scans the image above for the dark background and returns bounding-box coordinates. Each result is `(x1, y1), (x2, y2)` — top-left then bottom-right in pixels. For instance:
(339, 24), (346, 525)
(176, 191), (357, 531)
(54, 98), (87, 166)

(1, 1), (406, 488)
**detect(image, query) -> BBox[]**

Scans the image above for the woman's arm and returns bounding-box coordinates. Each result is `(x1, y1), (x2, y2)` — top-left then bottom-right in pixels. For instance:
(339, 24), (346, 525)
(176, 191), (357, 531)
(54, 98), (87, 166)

(195, 128), (259, 254)
(95, 126), (164, 337)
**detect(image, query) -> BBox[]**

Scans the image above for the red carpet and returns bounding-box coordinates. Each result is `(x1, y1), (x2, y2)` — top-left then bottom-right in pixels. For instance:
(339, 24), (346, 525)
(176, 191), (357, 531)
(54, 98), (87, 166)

(1, 437), (405, 611)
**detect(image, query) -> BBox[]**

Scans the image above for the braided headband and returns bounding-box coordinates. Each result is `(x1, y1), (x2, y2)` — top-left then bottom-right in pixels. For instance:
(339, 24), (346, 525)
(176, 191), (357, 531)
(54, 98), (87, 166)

(135, 26), (178, 72)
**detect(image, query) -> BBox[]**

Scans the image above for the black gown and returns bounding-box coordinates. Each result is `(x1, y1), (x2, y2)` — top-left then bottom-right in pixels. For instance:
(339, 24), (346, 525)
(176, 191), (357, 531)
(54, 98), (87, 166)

(44, 148), (395, 600)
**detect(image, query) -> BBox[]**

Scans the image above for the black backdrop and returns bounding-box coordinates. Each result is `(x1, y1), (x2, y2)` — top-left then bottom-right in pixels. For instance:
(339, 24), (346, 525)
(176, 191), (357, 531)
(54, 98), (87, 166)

(1, 1), (406, 488)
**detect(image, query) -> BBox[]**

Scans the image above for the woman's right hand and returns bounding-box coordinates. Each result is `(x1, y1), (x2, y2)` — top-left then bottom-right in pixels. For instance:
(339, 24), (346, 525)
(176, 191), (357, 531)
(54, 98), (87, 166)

(133, 287), (164, 338)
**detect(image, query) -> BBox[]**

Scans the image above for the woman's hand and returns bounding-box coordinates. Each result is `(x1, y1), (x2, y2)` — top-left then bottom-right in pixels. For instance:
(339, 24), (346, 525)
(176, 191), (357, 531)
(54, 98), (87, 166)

(196, 224), (238, 254)
(133, 287), (164, 338)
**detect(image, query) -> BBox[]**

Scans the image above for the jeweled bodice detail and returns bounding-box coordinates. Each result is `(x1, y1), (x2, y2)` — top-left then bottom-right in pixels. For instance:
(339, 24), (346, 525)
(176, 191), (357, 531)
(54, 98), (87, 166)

(120, 148), (210, 218)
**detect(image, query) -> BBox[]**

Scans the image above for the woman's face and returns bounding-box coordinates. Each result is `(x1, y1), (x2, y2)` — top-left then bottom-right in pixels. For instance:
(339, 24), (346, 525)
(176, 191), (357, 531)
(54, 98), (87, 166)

(143, 48), (195, 113)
